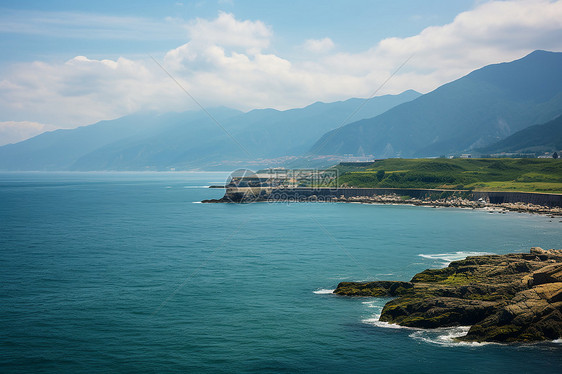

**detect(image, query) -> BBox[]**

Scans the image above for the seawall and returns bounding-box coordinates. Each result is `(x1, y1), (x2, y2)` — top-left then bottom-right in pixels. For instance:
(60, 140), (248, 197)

(214, 187), (562, 208)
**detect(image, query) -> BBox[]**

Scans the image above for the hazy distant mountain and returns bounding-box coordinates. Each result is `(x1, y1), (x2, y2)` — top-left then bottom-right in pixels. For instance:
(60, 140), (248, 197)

(0, 108), (243, 171)
(477, 115), (562, 154)
(0, 91), (419, 170)
(228, 90), (421, 158)
(310, 50), (562, 158)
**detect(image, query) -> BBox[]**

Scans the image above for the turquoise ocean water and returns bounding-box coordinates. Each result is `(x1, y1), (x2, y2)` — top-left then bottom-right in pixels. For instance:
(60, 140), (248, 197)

(1, 172), (561, 373)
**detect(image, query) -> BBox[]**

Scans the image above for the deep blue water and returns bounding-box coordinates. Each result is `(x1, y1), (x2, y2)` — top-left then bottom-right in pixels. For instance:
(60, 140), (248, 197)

(1, 172), (561, 373)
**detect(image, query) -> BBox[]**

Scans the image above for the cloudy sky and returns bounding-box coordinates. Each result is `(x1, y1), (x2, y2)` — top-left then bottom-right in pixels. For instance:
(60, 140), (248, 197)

(1, 0), (562, 145)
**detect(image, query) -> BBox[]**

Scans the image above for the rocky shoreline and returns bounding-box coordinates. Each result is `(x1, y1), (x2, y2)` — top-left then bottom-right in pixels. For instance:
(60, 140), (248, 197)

(331, 193), (562, 217)
(334, 247), (562, 343)
(202, 192), (562, 217)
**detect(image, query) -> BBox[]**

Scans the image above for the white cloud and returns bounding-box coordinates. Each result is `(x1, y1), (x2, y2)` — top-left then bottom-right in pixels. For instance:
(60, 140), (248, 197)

(184, 11), (271, 51)
(0, 56), (174, 127)
(303, 37), (335, 54)
(1, 1), (562, 143)
(311, 0), (562, 94)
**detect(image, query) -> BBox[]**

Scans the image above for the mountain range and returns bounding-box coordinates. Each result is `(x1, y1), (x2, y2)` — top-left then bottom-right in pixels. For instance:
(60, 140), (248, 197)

(311, 50), (562, 158)
(0, 91), (420, 171)
(0, 50), (561, 171)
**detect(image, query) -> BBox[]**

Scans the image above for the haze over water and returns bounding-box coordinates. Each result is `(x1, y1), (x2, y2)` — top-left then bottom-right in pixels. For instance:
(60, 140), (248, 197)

(1, 172), (561, 373)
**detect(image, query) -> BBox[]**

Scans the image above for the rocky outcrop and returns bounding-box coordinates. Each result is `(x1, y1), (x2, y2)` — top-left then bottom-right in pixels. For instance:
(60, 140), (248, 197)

(334, 281), (413, 297)
(460, 282), (562, 342)
(380, 296), (499, 328)
(334, 248), (562, 342)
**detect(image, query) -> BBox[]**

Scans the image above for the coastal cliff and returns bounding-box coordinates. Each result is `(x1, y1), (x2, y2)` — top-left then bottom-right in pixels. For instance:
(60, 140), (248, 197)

(335, 248), (562, 343)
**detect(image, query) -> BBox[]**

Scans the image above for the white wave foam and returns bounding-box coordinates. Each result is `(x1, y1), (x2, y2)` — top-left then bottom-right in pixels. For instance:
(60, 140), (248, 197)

(184, 185), (211, 188)
(363, 317), (417, 330)
(364, 311), (528, 347)
(363, 314), (490, 346)
(553, 339), (562, 344)
(419, 251), (494, 266)
(313, 289), (335, 294)
(409, 326), (468, 344)
(192, 201), (202, 204)
(409, 326), (493, 347)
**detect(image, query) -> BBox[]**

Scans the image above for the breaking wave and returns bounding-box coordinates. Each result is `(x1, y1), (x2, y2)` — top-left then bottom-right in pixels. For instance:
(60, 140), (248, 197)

(362, 302), (491, 347)
(313, 289), (335, 294)
(418, 251), (494, 266)
(363, 317), (417, 330)
(409, 326), (493, 347)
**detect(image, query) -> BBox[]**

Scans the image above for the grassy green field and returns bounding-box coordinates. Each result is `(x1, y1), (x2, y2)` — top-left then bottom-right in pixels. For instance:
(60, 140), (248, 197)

(333, 158), (562, 194)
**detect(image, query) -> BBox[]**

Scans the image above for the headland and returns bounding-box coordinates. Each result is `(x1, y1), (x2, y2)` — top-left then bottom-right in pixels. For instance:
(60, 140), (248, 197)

(335, 247), (562, 343)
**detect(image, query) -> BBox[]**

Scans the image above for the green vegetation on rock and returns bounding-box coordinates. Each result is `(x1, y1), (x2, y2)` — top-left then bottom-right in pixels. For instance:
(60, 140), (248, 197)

(334, 281), (414, 297)
(333, 248), (562, 343)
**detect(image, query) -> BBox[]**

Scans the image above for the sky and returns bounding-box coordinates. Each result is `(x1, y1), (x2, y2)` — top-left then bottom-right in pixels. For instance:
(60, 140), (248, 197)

(1, 0), (562, 145)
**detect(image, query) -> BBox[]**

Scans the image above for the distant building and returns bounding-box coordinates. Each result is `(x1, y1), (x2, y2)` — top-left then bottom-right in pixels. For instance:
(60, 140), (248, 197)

(460, 154), (472, 158)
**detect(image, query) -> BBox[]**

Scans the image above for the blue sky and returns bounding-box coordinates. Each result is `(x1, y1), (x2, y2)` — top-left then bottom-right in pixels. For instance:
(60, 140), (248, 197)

(1, 0), (562, 145)
(0, 0), (476, 63)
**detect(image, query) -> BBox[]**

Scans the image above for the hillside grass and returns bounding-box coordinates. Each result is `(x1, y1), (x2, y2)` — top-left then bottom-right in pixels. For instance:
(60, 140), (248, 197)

(334, 158), (562, 194)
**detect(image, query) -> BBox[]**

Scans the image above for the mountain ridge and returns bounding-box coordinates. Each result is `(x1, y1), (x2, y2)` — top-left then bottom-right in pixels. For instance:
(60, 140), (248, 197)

(0, 91), (420, 170)
(477, 115), (562, 154)
(310, 50), (562, 158)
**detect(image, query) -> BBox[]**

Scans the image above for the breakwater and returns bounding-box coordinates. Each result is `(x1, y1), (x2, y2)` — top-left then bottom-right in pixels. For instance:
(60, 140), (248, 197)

(470, 191), (562, 207)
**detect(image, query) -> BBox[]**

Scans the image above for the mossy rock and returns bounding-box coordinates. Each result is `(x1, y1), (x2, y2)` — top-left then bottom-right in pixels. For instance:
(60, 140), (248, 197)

(410, 268), (455, 283)
(334, 248), (562, 342)
(380, 296), (498, 328)
(334, 281), (414, 297)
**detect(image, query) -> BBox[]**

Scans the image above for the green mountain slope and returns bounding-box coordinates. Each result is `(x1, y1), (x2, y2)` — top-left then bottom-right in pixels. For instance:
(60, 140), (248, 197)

(478, 115), (562, 154)
(311, 50), (562, 158)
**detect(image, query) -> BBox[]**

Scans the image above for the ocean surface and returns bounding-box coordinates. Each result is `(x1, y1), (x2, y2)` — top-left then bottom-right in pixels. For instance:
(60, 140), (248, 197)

(1, 172), (561, 373)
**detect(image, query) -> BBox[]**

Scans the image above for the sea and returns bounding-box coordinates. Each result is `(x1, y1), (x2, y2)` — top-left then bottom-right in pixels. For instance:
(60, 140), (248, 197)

(1, 172), (561, 373)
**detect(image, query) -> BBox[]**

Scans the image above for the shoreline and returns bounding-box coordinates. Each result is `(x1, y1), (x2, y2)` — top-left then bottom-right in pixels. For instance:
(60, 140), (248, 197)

(330, 194), (562, 217)
(202, 192), (562, 217)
